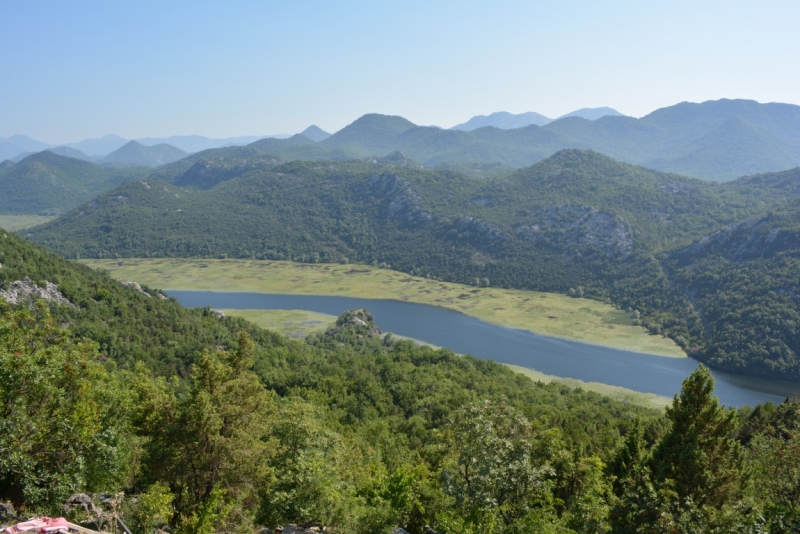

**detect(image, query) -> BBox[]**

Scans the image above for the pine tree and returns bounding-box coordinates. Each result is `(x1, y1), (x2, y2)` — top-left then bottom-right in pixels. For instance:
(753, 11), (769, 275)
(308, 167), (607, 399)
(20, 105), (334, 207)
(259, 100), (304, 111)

(650, 365), (745, 508)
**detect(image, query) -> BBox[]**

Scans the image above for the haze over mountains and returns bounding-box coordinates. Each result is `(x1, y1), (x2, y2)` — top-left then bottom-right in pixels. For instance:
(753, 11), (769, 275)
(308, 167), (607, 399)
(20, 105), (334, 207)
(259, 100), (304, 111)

(0, 133), (290, 161)
(165, 98), (795, 182)
(3, 99), (798, 180)
(450, 107), (624, 131)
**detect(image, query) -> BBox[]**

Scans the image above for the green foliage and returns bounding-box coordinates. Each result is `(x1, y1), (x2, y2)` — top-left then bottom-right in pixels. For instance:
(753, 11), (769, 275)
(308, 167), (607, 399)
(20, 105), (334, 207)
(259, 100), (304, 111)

(4, 221), (800, 531)
(651, 366), (745, 508)
(0, 229), (286, 375)
(747, 429), (800, 532)
(132, 332), (276, 532)
(0, 305), (135, 512)
(438, 400), (557, 532)
(133, 482), (175, 533)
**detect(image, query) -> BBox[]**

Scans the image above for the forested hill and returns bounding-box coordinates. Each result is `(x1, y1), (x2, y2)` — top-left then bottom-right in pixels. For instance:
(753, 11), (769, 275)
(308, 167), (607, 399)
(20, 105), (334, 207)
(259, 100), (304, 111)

(25, 150), (800, 380)
(0, 151), (149, 215)
(3, 221), (800, 532)
(144, 98), (798, 181)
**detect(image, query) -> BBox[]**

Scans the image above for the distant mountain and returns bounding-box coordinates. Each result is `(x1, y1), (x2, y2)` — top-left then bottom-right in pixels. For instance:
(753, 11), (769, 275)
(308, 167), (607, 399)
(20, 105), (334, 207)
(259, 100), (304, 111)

(222, 99), (798, 181)
(65, 134), (129, 156)
(557, 107), (624, 120)
(11, 146), (98, 163)
(0, 160), (15, 170)
(2, 134), (52, 151)
(135, 134), (283, 153)
(640, 99), (800, 145)
(645, 117), (800, 180)
(100, 141), (188, 167)
(46, 146), (95, 162)
(323, 114), (419, 153)
(451, 111), (553, 131)
(299, 125), (331, 142)
(0, 151), (147, 215)
(451, 108), (624, 131)
(0, 135), (52, 161)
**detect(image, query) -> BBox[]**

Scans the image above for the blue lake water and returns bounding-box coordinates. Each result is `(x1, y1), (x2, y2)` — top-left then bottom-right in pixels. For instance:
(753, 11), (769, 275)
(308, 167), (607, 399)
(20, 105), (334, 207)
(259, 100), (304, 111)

(168, 291), (800, 408)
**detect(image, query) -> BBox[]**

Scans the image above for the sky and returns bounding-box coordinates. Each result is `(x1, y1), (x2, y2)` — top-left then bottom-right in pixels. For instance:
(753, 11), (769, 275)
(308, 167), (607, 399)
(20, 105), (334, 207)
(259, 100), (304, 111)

(1, 0), (798, 144)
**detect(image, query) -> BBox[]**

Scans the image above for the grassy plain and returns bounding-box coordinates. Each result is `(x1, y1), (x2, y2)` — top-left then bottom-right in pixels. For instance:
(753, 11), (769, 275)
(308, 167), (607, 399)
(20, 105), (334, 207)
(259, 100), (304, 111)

(221, 308), (669, 409)
(0, 214), (56, 232)
(221, 309), (335, 339)
(84, 258), (685, 357)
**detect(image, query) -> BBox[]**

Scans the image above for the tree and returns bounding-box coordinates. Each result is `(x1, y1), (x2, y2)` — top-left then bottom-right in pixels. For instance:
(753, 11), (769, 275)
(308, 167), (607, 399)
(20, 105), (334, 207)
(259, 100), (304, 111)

(438, 400), (558, 533)
(0, 304), (134, 512)
(650, 365), (745, 508)
(133, 331), (276, 531)
(748, 429), (800, 532)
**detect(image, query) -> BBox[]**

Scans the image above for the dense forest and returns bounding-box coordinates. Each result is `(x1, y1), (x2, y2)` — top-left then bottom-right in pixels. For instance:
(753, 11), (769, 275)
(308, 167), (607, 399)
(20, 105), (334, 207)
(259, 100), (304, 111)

(25, 150), (800, 381)
(1, 230), (800, 533)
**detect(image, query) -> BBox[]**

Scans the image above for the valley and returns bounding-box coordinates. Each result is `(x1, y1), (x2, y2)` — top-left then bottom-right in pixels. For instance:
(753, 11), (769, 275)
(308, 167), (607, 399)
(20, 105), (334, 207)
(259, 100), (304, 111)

(83, 257), (685, 356)
(5, 3), (800, 530)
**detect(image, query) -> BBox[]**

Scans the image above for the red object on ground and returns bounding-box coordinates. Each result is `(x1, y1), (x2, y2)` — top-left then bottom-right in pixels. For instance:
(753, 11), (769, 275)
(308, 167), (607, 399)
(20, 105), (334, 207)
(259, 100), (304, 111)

(4, 517), (70, 533)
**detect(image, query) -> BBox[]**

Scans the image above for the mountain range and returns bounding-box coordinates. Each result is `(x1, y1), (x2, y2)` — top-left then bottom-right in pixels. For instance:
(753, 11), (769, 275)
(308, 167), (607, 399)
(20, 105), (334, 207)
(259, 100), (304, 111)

(0, 133), (290, 161)
(450, 107), (624, 131)
(24, 148), (800, 381)
(150, 99), (794, 181)
(4, 99), (798, 180)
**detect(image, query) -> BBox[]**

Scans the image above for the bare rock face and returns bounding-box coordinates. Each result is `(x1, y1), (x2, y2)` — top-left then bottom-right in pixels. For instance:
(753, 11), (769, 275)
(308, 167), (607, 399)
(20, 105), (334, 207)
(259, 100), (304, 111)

(368, 172), (433, 224)
(0, 276), (73, 307)
(516, 204), (633, 257)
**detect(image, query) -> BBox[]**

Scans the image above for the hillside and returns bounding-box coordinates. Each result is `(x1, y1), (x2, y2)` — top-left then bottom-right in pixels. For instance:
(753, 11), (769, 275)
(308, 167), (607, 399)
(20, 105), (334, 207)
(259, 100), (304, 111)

(1, 220), (687, 533)
(665, 206), (800, 378)
(0, 151), (148, 215)
(26, 150), (800, 380)
(100, 140), (188, 166)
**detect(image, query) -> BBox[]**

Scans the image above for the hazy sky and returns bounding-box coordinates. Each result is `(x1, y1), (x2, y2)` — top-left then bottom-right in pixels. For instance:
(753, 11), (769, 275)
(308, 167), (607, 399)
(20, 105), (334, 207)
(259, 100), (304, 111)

(2, 0), (798, 143)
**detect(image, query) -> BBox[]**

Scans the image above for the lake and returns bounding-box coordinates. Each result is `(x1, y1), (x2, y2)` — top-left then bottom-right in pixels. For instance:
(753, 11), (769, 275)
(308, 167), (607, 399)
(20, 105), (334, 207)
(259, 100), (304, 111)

(168, 291), (800, 408)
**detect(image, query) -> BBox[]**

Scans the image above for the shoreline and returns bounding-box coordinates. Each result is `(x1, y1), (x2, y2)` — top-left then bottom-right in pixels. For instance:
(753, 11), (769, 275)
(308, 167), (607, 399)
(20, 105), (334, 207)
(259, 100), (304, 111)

(82, 257), (687, 358)
(221, 307), (670, 410)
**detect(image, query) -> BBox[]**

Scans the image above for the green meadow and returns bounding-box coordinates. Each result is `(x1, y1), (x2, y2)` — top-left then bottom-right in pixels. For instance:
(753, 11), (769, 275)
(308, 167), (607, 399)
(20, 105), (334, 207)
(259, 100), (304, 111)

(84, 258), (685, 357)
(0, 214), (56, 231)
